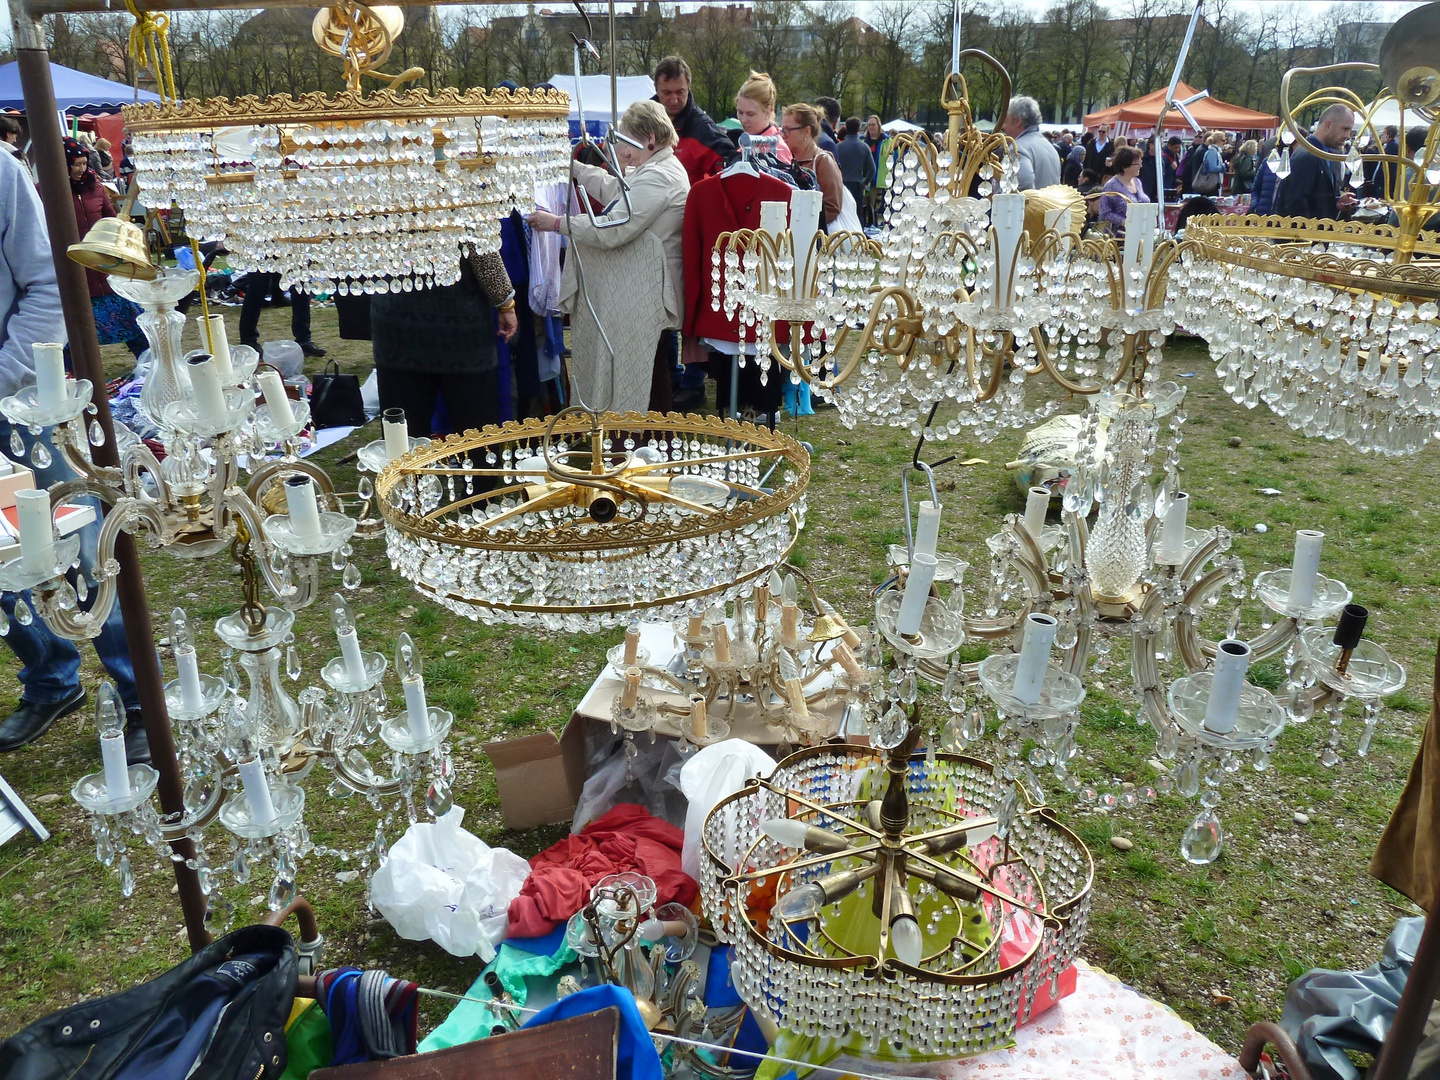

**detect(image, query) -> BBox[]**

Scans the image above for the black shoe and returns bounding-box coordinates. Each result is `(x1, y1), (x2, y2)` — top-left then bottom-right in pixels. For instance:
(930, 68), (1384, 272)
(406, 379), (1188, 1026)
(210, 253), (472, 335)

(239, 339), (261, 353)
(298, 341), (327, 358)
(0, 688), (87, 751)
(124, 709), (151, 766)
(673, 388), (706, 411)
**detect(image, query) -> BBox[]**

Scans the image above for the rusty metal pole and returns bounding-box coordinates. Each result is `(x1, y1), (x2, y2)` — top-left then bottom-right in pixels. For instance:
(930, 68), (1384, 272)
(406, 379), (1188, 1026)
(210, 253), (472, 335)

(8, 4), (210, 953)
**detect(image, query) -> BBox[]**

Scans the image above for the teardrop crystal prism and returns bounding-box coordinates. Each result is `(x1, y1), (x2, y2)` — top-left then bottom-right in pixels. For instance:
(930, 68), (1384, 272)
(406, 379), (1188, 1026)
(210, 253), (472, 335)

(118, 853), (135, 897)
(285, 644), (302, 681)
(425, 776), (453, 817)
(342, 561), (362, 590)
(8, 428), (22, 457)
(1175, 754), (1201, 798)
(30, 440), (50, 468)
(205, 890), (236, 933)
(267, 873), (296, 911)
(357, 475), (374, 500)
(233, 846), (251, 884)
(1180, 808), (1223, 865)
(88, 420), (105, 447)
(15, 600), (32, 626)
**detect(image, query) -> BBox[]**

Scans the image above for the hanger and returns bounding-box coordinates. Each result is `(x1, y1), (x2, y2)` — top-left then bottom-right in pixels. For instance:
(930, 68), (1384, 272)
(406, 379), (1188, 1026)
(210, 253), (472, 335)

(722, 132), (780, 178)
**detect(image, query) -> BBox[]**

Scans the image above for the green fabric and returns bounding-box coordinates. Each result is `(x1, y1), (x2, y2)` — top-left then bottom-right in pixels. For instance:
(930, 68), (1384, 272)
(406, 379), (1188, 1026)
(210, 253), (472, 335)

(280, 1001), (333, 1080)
(418, 937), (578, 1053)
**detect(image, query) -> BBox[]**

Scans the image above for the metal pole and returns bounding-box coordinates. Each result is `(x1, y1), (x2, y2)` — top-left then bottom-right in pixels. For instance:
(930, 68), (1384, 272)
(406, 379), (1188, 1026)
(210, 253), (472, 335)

(8, 4), (210, 954)
(951, 0), (961, 74)
(607, 0), (617, 128)
(1155, 0), (1205, 222)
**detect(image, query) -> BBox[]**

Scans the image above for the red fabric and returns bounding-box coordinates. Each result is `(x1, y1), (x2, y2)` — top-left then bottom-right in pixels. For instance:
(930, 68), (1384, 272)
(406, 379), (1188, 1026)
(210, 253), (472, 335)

(681, 170), (796, 344)
(506, 803), (697, 938)
(70, 172), (116, 298)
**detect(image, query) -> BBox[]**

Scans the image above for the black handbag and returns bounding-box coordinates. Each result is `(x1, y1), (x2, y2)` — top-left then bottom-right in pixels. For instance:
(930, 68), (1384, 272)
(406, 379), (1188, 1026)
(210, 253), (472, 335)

(309, 360), (366, 428)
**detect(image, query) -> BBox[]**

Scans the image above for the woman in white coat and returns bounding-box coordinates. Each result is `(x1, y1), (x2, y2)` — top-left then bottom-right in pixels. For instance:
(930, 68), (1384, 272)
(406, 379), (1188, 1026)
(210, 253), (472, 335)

(528, 99), (690, 414)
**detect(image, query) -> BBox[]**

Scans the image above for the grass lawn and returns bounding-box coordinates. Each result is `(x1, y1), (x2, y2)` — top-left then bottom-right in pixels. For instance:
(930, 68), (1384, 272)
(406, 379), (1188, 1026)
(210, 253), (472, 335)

(0, 299), (1433, 1056)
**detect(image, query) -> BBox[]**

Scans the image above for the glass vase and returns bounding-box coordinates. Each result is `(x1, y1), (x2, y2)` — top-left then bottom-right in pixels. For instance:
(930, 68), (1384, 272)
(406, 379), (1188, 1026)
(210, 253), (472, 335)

(110, 267), (199, 428)
(238, 646), (302, 754)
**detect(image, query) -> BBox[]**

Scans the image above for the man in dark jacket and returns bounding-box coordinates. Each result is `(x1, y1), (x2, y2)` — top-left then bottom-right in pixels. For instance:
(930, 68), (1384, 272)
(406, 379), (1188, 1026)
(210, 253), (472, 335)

(1162, 135), (1182, 198)
(1274, 104), (1357, 220)
(653, 55), (737, 185)
(815, 97), (841, 156)
(1084, 123), (1111, 175)
(1249, 136), (1280, 214)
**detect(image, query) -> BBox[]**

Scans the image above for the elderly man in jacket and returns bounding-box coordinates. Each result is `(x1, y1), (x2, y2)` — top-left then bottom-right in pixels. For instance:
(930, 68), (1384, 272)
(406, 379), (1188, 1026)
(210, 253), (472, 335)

(1002, 96), (1059, 191)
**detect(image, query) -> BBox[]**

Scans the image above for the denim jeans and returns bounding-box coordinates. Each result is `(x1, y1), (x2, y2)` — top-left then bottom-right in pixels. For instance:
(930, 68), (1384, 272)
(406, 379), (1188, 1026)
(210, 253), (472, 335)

(0, 420), (139, 711)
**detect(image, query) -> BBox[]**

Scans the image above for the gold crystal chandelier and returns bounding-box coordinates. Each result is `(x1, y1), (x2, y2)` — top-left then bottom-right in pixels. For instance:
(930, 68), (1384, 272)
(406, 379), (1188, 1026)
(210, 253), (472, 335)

(1175, 2), (1440, 457)
(124, 1), (571, 293)
(376, 408), (810, 631)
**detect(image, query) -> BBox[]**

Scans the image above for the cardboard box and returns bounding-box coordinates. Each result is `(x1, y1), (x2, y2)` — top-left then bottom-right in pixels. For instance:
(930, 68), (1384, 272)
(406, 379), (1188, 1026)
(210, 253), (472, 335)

(0, 462), (34, 509)
(482, 732), (579, 831)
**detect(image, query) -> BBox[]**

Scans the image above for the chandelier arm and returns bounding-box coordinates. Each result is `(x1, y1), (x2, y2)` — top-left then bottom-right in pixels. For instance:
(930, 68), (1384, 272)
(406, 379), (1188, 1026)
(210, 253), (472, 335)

(727, 841), (883, 885)
(751, 777), (884, 840)
(820, 285), (917, 386)
(902, 843), (1050, 924)
(224, 488), (314, 608)
(970, 331), (1013, 405)
(53, 421), (125, 492)
(623, 447), (789, 475)
(458, 484), (573, 531)
(1279, 63), (1383, 164)
(606, 477), (713, 516)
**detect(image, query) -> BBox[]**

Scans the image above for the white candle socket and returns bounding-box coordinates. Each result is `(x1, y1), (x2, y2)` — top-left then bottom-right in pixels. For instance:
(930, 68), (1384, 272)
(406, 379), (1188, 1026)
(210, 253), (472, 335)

(238, 756), (276, 827)
(759, 200), (788, 237)
(256, 369), (296, 428)
(991, 193), (1027, 310)
(1023, 487), (1049, 540)
(284, 475), (323, 540)
(1012, 611), (1059, 705)
(382, 408), (410, 462)
(33, 342), (67, 410)
(896, 551), (938, 637)
(186, 354), (230, 426)
(1289, 530), (1325, 612)
(914, 500), (942, 558)
(623, 623), (640, 666)
(396, 631), (431, 739)
(689, 693), (708, 739)
(205, 314), (233, 379)
(14, 489), (55, 575)
(1155, 491), (1191, 566)
(789, 189), (823, 299)
(1204, 638), (1253, 733)
(100, 733), (131, 802)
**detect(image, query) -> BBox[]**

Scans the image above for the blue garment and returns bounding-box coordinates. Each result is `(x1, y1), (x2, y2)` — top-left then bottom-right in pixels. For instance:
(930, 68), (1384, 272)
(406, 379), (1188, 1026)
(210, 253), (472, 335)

(0, 421), (139, 710)
(0, 149), (65, 399)
(110, 952), (278, 1080)
(1250, 155), (1279, 215)
(782, 376), (813, 417)
(521, 985), (663, 1080)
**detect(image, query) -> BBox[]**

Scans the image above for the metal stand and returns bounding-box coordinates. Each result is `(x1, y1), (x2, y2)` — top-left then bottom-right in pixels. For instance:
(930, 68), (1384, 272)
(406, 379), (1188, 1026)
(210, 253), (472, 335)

(9, 12), (209, 951)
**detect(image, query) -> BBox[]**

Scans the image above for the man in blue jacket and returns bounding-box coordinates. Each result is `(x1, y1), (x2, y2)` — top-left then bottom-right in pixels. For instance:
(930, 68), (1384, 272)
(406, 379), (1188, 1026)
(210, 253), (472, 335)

(1274, 104), (1358, 220)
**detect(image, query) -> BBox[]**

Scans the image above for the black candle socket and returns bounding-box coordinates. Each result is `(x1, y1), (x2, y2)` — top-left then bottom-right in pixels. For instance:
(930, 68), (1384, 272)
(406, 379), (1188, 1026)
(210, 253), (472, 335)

(1332, 603), (1369, 650)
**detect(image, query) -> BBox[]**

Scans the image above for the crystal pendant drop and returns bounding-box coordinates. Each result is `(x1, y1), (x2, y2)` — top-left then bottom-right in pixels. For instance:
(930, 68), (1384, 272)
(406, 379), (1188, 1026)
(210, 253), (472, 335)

(1155, 720), (1179, 760)
(31, 440), (50, 468)
(285, 644), (302, 681)
(873, 701), (908, 748)
(1321, 746), (1341, 767)
(88, 419), (105, 447)
(1357, 721), (1377, 757)
(995, 788), (1019, 837)
(15, 599), (32, 626)
(1175, 755), (1201, 798)
(222, 651), (240, 692)
(425, 775), (453, 817)
(357, 475), (374, 500)
(342, 561), (362, 590)
(118, 853), (135, 897)
(205, 890), (236, 933)
(374, 822), (389, 864)
(233, 846), (251, 884)
(0, 607), (9, 636)
(76, 575), (88, 603)
(330, 547), (347, 571)
(1180, 808), (1223, 864)
(268, 872), (296, 911)
(8, 428), (22, 457)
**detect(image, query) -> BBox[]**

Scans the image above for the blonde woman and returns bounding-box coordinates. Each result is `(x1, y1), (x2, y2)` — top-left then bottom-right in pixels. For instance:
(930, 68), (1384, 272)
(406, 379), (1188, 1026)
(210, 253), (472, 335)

(528, 100), (690, 412)
(1232, 138), (1258, 195)
(735, 71), (791, 163)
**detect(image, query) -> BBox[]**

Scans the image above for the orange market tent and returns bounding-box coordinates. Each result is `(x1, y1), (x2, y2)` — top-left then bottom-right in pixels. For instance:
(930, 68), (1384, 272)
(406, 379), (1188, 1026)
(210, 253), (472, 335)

(1082, 82), (1278, 138)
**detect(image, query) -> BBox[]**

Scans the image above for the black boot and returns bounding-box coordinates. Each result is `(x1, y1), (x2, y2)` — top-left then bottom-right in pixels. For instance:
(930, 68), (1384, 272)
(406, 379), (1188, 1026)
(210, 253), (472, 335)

(0, 687), (87, 751)
(124, 709), (151, 765)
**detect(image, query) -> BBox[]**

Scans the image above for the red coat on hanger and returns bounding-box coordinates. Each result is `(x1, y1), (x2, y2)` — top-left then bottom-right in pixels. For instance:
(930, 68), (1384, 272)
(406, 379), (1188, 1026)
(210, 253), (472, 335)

(681, 169), (797, 344)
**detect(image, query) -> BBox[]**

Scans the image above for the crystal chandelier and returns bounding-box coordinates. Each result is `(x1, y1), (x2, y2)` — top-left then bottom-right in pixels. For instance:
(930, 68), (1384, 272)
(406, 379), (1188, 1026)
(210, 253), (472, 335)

(0, 246), (460, 914)
(596, 564), (874, 761)
(123, 2), (572, 293)
(375, 407), (809, 632)
(700, 727), (1092, 1058)
(1176, 5), (1440, 457)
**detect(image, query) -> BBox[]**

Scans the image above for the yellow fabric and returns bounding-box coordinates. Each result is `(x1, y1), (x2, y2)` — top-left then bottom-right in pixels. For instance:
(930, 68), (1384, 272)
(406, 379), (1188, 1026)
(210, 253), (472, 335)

(284, 997), (315, 1032)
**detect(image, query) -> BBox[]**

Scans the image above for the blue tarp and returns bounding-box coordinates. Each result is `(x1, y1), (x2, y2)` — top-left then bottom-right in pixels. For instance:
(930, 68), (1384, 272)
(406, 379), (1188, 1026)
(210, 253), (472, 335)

(0, 61), (160, 113)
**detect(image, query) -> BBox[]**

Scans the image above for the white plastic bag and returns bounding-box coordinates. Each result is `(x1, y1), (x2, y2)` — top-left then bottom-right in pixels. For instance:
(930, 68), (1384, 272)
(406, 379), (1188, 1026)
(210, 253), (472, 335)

(369, 807), (530, 962)
(677, 740), (777, 880)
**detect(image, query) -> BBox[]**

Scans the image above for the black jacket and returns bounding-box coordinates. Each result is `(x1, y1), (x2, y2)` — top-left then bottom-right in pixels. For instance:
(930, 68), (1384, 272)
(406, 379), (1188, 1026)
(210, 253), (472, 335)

(1274, 139), (1345, 220)
(0, 925), (297, 1080)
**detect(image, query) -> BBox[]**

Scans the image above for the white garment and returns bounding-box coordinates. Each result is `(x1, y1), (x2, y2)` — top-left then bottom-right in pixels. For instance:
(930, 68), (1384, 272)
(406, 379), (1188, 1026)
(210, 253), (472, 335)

(559, 147), (690, 413)
(528, 181), (569, 316)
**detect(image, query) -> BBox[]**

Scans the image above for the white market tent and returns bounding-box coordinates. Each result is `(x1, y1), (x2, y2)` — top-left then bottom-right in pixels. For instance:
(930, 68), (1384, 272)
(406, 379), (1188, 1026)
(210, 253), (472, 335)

(546, 73), (655, 139)
(882, 118), (924, 134)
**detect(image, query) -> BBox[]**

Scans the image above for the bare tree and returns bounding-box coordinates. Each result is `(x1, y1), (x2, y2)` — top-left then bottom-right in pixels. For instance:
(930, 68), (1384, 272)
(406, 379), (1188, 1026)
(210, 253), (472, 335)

(863, 2), (920, 121)
(1117, 0), (1189, 101)
(748, 0), (801, 101)
(802, 1), (862, 105)
(623, 3), (675, 79)
(672, 7), (750, 118)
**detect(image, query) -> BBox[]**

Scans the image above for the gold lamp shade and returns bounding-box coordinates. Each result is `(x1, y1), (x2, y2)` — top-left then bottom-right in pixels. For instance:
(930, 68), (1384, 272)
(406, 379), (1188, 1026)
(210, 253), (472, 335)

(1379, 2), (1440, 109)
(67, 218), (157, 282)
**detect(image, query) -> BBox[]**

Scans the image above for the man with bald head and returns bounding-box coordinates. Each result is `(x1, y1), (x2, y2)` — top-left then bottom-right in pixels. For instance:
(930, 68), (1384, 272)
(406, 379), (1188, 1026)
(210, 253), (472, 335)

(1274, 103), (1358, 219)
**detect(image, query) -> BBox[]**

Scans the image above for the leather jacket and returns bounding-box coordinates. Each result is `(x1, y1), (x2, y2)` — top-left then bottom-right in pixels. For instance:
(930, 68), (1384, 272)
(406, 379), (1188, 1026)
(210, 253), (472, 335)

(0, 925), (297, 1080)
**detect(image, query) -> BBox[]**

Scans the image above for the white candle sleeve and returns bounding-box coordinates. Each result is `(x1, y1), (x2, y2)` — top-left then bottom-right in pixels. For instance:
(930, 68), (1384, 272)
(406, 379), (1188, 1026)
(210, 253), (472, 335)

(176, 646), (205, 712)
(238, 757), (276, 826)
(383, 411), (410, 462)
(1204, 638), (1252, 734)
(991, 194), (1027, 310)
(623, 625), (640, 665)
(14, 489), (54, 574)
(1156, 491), (1191, 565)
(1288, 530), (1325, 612)
(257, 369), (296, 428)
(914, 500), (942, 558)
(789, 189), (824, 298)
(284, 476), (323, 540)
(759, 201), (788, 236)
(1024, 487), (1049, 540)
(713, 622), (731, 663)
(403, 676), (431, 740)
(100, 731), (131, 802)
(33, 343), (67, 410)
(689, 695), (708, 739)
(896, 552), (938, 636)
(1012, 612), (1059, 705)
(187, 355), (230, 425)
(338, 627), (367, 684)
(205, 315), (233, 379)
